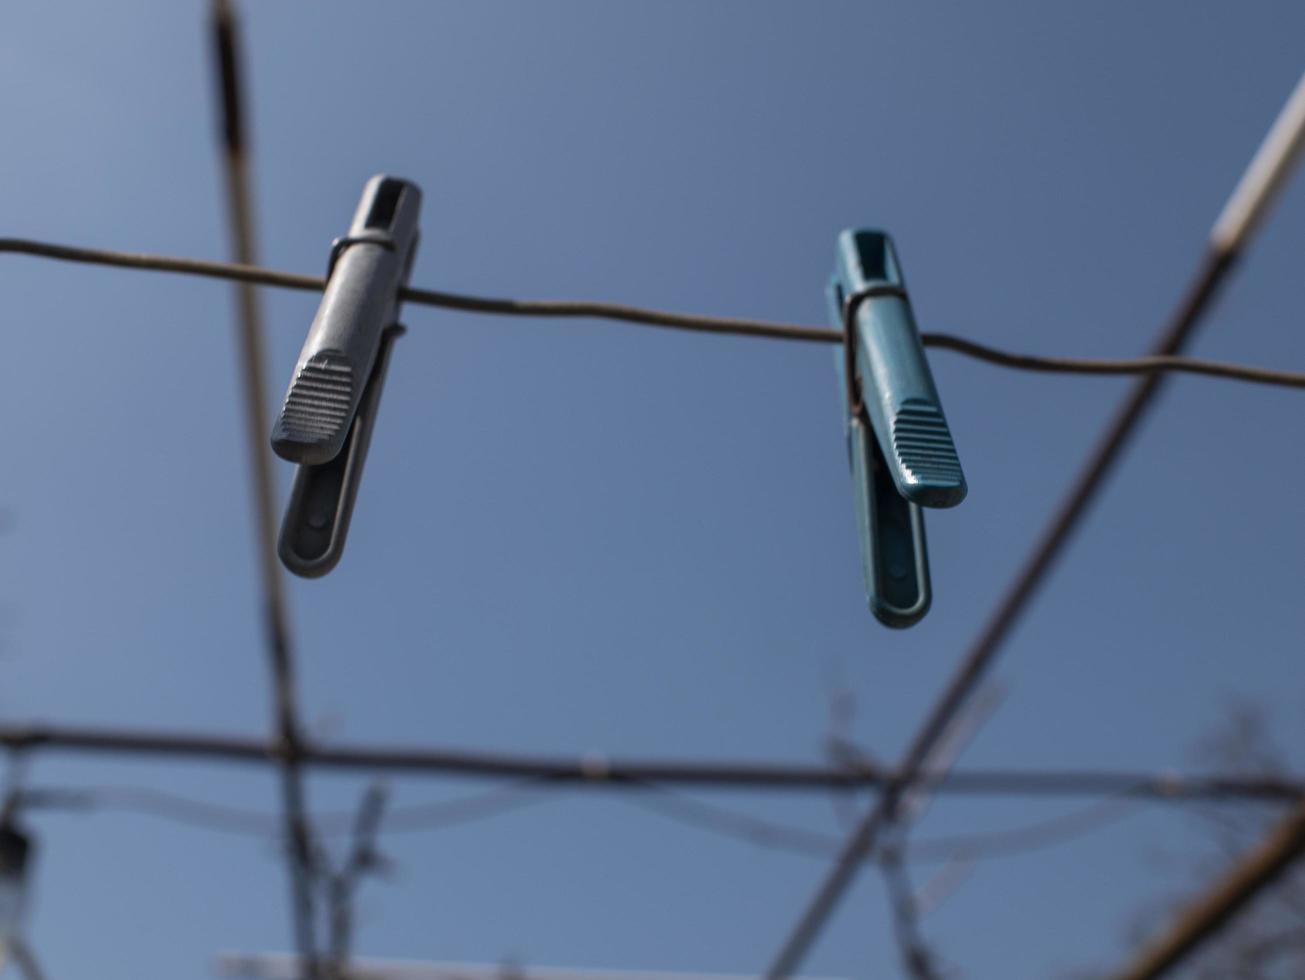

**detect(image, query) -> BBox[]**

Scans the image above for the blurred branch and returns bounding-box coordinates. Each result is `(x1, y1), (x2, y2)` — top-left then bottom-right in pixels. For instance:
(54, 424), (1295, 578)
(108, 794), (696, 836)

(8, 938), (49, 980)
(1108, 703), (1305, 979)
(208, 0), (319, 971)
(880, 836), (946, 980)
(1110, 795), (1305, 980)
(326, 784), (389, 978)
(2, 723), (1303, 800)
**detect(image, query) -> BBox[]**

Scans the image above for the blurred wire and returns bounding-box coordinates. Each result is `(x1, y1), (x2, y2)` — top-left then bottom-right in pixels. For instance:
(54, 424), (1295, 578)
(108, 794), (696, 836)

(377, 781), (552, 834)
(909, 793), (1142, 863)
(19, 785), (278, 835)
(16, 781), (548, 839)
(7, 778), (1173, 872)
(613, 786), (838, 858)
(5, 238), (1305, 391)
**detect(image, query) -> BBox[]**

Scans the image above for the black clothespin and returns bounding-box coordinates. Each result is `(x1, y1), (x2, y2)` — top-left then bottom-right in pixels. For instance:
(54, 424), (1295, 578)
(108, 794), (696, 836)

(271, 175), (421, 577)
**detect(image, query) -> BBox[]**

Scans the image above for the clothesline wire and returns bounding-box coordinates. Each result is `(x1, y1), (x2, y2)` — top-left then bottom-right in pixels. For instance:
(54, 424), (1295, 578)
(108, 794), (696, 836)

(3, 237), (1304, 392)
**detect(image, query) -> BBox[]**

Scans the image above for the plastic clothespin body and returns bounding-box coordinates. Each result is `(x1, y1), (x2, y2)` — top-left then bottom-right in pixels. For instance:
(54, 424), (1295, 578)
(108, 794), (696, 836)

(831, 230), (964, 628)
(272, 175), (421, 578)
(272, 175), (421, 466)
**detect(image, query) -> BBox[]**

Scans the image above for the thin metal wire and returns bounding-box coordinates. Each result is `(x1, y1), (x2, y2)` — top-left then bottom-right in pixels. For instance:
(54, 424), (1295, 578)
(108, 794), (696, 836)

(16, 781), (551, 839)
(4, 238), (1305, 391)
(908, 793), (1142, 863)
(923, 332), (1305, 390)
(377, 782), (553, 833)
(1, 777), (1203, 868)
(611, 786), (839, 858)
(609, 786), (1149, 867)
(18, 785), (280, 835)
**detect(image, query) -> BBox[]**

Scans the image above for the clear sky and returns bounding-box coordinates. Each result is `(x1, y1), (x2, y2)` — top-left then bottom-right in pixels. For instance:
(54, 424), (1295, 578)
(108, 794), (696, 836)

(2, 2), (1305, 978)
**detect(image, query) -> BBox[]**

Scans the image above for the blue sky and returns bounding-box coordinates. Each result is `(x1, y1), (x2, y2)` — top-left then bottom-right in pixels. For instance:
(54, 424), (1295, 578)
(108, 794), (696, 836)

(2, 2), (1305, 977)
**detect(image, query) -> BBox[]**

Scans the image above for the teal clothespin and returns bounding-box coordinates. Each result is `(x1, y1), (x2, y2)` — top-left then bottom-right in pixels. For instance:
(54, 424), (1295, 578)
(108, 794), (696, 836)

(829, 230), (965, 628)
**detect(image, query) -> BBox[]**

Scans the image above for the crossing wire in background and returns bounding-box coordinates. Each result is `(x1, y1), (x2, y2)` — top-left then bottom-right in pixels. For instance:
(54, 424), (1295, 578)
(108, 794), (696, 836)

(5, 775), (1283, 864)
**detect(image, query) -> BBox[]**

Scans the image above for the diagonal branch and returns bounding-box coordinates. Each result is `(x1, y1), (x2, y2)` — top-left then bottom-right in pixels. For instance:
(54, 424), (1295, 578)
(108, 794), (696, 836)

(327, 784), (389, 978)
(1110, 796), (1305, 980)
